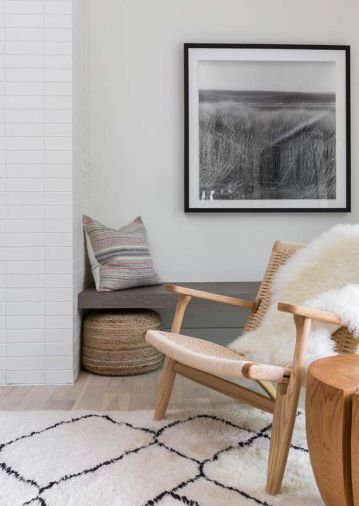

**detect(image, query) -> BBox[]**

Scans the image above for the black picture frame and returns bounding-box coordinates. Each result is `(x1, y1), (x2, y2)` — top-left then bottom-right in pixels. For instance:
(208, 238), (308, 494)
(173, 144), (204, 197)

(184, 43), (351, 213)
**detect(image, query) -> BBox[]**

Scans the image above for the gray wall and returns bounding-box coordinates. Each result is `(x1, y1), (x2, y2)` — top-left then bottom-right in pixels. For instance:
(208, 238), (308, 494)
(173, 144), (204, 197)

(89, 0), (358, 285)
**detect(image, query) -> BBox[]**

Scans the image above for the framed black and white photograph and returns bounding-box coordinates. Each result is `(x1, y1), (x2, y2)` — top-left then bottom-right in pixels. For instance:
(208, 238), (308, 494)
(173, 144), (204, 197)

(184, 44), (350, 212)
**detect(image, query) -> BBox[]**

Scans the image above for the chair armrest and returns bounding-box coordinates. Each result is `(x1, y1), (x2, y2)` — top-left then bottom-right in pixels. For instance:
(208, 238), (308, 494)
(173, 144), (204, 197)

(166, 284), (256, 310)
(278, 302), (342, 325)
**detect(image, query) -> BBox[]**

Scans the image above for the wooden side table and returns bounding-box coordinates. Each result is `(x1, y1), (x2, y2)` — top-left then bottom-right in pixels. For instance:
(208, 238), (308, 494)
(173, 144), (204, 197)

(306, 355), (359, 506)
(352, 393), (359, 506)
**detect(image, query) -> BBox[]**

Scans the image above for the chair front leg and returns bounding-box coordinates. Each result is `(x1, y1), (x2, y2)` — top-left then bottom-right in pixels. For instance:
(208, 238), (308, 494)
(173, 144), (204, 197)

(154, 357), (177, 420)
(153, 294), (191, 420)
(266, 315), (311, 495)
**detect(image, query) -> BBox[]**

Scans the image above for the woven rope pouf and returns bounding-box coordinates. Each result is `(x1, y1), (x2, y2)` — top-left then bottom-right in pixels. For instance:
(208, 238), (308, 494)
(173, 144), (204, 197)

(82, 310), (163, 376)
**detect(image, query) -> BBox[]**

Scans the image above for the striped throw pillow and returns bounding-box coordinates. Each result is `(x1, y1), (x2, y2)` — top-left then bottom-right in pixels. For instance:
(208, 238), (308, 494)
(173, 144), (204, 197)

(83, 215), (160, 292)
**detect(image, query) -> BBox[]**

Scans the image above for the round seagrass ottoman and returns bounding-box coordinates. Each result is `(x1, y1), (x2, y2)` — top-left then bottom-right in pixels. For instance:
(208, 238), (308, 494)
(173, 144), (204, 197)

(82, 310), (164, 376)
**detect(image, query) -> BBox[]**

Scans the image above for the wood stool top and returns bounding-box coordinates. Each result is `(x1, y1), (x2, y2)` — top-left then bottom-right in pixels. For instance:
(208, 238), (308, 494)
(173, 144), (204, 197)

(308, 354), (359, 390)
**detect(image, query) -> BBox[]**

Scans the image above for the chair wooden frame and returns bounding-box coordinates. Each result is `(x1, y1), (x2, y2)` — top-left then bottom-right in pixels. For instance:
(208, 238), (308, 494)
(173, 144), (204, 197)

(147, 242), (355, 495)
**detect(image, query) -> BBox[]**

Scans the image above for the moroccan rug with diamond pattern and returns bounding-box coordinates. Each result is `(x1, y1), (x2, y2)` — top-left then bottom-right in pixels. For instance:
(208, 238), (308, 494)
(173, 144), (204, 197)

(0, 405), (322, 505)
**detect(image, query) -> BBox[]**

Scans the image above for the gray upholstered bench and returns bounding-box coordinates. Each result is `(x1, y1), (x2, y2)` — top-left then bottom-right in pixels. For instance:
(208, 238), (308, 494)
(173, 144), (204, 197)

(78, 282), (260, 311)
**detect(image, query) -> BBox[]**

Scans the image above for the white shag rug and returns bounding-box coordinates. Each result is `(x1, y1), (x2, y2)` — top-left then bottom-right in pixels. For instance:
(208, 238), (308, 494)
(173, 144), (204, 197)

(0, 405), (322, 506)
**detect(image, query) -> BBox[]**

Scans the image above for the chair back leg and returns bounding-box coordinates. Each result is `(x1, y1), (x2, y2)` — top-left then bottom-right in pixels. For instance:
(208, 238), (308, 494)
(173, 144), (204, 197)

(154, 357), (176, 420)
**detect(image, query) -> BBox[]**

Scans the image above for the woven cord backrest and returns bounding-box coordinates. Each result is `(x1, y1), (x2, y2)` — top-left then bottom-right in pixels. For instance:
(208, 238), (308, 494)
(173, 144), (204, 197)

(244, 241), (303, 333)
(244, 240), (358, 355)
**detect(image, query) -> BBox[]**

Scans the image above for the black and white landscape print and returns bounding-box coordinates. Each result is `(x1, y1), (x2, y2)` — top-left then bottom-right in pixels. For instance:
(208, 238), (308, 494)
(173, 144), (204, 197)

(198, 60), (336, 201)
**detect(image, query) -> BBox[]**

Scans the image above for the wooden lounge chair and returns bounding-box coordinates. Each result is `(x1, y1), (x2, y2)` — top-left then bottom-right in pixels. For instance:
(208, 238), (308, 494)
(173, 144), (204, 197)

(145, 240), (359, 495)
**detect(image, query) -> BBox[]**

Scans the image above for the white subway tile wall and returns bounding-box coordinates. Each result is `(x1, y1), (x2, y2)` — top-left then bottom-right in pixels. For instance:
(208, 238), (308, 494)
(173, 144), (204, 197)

(0, 0), (90, 385)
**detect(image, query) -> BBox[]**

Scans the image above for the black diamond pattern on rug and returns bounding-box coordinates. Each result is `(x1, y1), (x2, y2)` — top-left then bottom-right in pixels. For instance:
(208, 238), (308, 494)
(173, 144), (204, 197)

(0, 411), (318, 506)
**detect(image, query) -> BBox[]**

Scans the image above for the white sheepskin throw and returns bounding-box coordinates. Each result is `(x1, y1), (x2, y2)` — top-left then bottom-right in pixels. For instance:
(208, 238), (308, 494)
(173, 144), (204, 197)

(230, 224), (359, 367)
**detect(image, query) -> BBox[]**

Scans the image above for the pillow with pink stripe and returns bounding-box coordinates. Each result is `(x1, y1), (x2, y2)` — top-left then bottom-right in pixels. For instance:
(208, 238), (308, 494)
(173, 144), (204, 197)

(83, 215), (160, 292)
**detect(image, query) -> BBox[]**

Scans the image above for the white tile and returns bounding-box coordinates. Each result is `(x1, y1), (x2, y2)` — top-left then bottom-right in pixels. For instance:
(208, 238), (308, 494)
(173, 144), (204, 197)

(44, 232), (72, 246)
(44, 28), (72, 42)
(45, 314), (72, 329)
(45, 287), (72, 301)
(44, 110), (72, 124)
(44, 95), (72, 109)
(5, 233), (44, 247)
(44, 273), (72, 287)
(5, 40), (43, 55)
(6, 54), (43, 68)
(5, 109), (44, 122)
(44, 82), (71, 96)
(44, 150), (72, 164)
(5, 219), (43, 233)
(45, 301), (71, 315)
(44, 191), (71, 206)
(44, 41), (71, 55)
(5, 82), (43, 95)
(5, 27), (43, 41)
(45, 2), (72, 15)
(6, 370), (45, 384)
(45, 260), (72, 274)
(6, 315), (43, 329)
(45, 342), (72, 356)
(6, 123), (43, 136)
(45, 369), (73, 384)
(5, 164), (44, 178)
(5, 191), (44, 205)
(6, 178), (43, 191)
(45, 246), (71, 260)
(45, 177), (71, 191)
(44, 164), (71, 178)
(45, 137), (72, 151)
(44, 68), (71, 82)
(45, 205), (71, 219)
(7, 356), (44, 370)
(6, 246), (44, 260)
(6, 260), (44, 274)
(6, 329), (44, 343)
(45, 355), (71, 369)
(45, 15), (71, 28)
(5, 14), (44, 27)
(45, 328), (72, 341)
(5, 205), (43, 219)
(6, 274), (44, 287)
(6, 301), (44, 315)
(5, 96), (43, 110)
(45, 123), (71, 137)
(5, 68), (43, 82)
(6, 2), (44, 15)
(6, 150), (44, 164)
(45, 219), (71, 233)
(44, 54), (71, 68)
(6, 288), (44, 301)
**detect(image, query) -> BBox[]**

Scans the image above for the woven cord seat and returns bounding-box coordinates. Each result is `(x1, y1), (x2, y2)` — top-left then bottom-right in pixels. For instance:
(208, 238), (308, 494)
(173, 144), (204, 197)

(146, 330), (288, 382)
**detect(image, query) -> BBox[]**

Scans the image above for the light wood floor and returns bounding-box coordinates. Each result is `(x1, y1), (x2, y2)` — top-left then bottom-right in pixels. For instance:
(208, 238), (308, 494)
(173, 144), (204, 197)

(0, 369), (238, 411)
